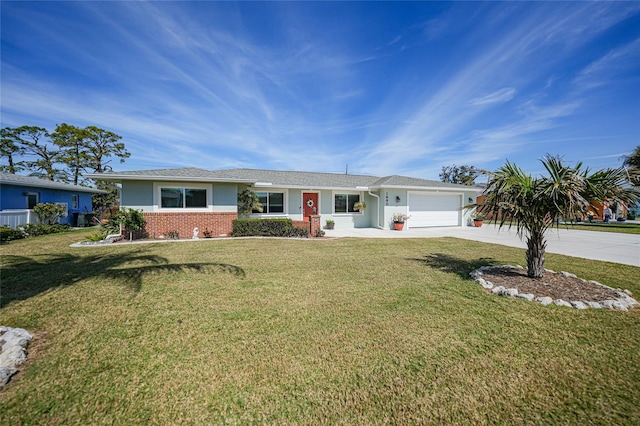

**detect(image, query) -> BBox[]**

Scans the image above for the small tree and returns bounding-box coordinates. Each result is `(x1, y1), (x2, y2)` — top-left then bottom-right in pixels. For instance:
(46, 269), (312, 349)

(439, 164), (481, 186)
(112, 208), (146, 241)
(33, 203), (66, 225)
(0, 127), (25, 174)
(470, 155), (639, 278)
(238, 188), (263, 218)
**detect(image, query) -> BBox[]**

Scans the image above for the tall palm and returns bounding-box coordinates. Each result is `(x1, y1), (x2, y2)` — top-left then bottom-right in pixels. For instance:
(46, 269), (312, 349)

(472, 155), (639, 278)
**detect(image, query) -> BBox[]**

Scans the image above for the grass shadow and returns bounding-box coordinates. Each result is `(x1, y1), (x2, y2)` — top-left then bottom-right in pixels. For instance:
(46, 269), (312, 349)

(409, 253), (501, 280)
(1, 249), (245, 307)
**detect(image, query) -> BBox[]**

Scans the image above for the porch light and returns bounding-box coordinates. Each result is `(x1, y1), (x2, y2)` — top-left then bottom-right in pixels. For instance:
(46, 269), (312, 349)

(396, 196), (401, 203)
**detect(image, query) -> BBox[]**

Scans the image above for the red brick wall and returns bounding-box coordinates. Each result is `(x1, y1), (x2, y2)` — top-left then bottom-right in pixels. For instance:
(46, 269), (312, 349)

(142, 212), (237, 239)
(292, 215), (321, 237)
(292, 220), (310, 235)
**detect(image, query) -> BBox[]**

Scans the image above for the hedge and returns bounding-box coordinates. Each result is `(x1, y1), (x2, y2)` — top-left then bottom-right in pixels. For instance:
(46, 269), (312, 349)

(0, 226), (25, 242)
(0, 224), (72, 242)
(232, 218), (309, 238)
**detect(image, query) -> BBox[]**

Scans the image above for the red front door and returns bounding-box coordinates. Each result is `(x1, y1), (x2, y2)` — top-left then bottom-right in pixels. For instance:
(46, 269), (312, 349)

(302, 192), (319, 221)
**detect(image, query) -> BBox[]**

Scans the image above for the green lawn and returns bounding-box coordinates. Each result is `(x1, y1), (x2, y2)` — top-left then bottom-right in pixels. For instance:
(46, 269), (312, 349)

(1, 231), (639, 424)
(561, 221), (640, 234)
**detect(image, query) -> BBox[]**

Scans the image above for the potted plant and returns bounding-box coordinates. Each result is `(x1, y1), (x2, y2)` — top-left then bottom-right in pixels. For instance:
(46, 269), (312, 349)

(203, 228), (212, 238)
(392, 213), (409, 230)
(325, 219), (335, 230)
(472, 211), (486, 227)
(353, 201), (367, 212)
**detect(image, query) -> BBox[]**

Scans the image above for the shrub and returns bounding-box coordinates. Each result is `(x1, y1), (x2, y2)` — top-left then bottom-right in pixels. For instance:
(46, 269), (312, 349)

(165, 230), (180, 240)
(0, 226), (25, 242)
(111, 208), (146, 241)
(22, 223), (71, 236)
(100, 219), (121, 238)
(33, 203), (66, 225)
(232, 218), (309, 238)
(0, 223), (71, 242)
(85, 232), (105, 242)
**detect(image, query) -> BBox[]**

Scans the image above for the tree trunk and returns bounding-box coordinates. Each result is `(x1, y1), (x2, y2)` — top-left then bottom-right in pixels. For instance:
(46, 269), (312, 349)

(526, 232), (547, 278)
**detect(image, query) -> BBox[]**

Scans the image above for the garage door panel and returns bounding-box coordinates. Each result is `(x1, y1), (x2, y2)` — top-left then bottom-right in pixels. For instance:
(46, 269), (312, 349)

(408, 193), (460, 227)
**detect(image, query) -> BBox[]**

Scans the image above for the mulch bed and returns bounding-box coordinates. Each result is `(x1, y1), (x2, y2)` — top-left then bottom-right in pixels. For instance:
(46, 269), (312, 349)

(481, 267), (621, 301)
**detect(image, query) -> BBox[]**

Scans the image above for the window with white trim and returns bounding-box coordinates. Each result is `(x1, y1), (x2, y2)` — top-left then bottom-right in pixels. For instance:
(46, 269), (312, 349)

(334, 193), (361, 213)
(160, 187), (207, 208)
(26, 192), (39, 209)
(255, 191), (285, 214)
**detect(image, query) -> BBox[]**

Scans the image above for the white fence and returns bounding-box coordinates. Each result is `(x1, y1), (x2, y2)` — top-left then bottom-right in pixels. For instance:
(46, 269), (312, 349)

(0, 209), (38, 229)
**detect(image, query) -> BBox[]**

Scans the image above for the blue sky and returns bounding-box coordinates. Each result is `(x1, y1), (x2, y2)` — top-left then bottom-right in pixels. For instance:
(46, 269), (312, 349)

(2, 1), (639, 181)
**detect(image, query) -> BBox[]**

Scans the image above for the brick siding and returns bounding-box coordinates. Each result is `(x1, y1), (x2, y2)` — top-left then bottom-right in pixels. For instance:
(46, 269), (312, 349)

(292, 215), (321, 237)
(142, 212), (237, 239)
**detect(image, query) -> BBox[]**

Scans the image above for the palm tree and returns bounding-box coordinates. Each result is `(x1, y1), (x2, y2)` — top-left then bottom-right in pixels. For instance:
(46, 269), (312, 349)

(622, 145), (640, 187)
(471, 155), (639, 278)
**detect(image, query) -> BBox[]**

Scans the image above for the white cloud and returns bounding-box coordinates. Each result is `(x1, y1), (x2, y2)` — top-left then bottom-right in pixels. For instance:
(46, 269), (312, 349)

(573, 38), (640, 89)
(468, 88), (516, 106)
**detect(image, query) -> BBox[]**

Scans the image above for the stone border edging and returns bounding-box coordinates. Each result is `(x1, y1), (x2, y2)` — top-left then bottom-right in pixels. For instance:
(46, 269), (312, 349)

(470, 265), (639, 311)
(0, 326), (33, 389)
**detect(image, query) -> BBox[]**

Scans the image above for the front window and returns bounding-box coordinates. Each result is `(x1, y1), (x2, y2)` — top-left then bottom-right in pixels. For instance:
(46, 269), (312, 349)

(255, 191), (285, 214)
(334, 193), (361, 213)
(71, 194), (79, 209)
(161, 187), (207, 208)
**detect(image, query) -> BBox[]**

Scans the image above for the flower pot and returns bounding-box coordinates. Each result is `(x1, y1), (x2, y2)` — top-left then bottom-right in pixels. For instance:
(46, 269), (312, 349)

(326, 223), (335, 230)
(473, 219), (483, 227)
(394, 222), (404, 230)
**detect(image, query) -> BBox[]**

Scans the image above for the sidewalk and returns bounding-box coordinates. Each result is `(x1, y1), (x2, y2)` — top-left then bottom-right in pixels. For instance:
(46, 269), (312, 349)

(328, 224), (640, 267)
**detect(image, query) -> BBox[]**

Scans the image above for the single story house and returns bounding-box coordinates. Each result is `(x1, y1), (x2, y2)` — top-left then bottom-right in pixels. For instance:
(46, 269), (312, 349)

(89, 167), (479, 238)
(0, 172), (107, 228)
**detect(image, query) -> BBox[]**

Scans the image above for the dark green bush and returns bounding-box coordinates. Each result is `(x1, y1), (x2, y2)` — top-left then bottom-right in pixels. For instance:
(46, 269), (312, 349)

(0, 226), (25, 242)
(232, 218), (309, 238)
(1, 223), (72, 242)
(22, 223), (71, 236)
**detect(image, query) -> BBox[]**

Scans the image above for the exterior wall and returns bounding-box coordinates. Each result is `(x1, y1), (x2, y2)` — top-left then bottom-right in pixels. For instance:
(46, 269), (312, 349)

(292, 215), (321, 237)
(121, 181), (153, 210)
(212, 183), (238, 212)
(0, 183), (95, 226)
(142, 212), (237, 239)
(380, 188), (478, 228)
(317, 191), (373, 229)
(288, 190), (303, 219)
(381, 189), (410, 229)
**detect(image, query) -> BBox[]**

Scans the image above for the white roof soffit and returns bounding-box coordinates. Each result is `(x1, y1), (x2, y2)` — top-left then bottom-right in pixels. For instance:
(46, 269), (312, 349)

(87, 173), (255, 184)
(369, 185), (479, 192)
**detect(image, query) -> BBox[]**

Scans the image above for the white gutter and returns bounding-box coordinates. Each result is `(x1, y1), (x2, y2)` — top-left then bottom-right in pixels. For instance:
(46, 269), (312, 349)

(368, 190), (384, 229)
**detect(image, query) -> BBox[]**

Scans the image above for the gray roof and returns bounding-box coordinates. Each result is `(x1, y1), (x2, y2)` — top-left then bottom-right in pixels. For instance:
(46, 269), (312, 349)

(0, 172), (108, 193)
(89, 167), (477, 191)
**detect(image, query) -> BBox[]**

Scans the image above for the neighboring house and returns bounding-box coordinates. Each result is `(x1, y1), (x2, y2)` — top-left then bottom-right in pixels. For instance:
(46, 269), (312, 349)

(0, 172), (107, 228)
(89, 167), (479, 238)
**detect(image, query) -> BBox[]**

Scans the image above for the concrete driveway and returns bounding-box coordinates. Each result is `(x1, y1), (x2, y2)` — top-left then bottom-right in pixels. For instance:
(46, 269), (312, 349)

(329, 224), (640, 267)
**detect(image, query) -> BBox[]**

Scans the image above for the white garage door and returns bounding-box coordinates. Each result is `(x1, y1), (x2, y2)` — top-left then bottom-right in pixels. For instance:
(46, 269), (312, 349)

(408, 192), (461, 227)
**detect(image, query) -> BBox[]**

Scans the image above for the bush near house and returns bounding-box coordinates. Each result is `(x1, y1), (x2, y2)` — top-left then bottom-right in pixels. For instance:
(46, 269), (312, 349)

(0, 226), (24, 242)
(232, 218), (309, 238)
(33, 203), (67, 225)
(0, 224), (72, 242)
